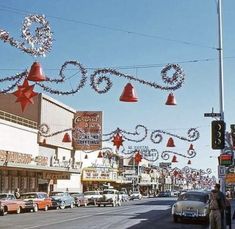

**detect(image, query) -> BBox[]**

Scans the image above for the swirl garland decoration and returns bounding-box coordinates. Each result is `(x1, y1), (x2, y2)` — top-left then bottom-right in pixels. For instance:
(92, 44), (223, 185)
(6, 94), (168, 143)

(102, 124), (148, 143)
(90, 64), (185, 94)
(161, 149), (197, 161)
(0, 15), (52, 57)
(0, 62), (185, 96)
(38, 123), (74, 137)
(150, 128), (200, 144)
(37, 61), (88, 95)
(0, 71), (27, 93)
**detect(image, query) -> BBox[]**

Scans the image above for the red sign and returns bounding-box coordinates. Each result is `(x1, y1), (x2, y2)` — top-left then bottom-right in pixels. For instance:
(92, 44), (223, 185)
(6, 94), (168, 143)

(220, 154), (232, 160)
(73, 111), (102, 150)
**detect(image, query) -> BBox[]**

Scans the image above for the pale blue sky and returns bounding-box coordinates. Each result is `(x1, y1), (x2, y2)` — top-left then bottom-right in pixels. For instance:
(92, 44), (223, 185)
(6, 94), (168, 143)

(1, 0), (235, 177)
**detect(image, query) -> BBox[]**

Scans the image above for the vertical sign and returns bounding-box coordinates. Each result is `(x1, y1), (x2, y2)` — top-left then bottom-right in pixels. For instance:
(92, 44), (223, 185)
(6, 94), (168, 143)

(73, 111), (102, 150)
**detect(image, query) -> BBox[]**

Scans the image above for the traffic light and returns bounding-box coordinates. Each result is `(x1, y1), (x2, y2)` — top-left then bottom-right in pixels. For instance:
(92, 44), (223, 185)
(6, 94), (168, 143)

(230, 124), (235, 147)
(211, 120), (225, 149)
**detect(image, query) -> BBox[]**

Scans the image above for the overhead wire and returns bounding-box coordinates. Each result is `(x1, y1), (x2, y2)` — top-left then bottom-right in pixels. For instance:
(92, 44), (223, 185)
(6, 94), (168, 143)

(0, 4), (218, 50)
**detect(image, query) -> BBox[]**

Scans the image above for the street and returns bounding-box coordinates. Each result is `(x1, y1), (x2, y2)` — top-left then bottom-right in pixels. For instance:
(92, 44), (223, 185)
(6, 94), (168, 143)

(0, 197), (208, 229)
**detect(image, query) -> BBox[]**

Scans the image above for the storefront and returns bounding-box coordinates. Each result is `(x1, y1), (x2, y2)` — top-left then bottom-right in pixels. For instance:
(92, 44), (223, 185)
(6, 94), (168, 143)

(0, 149), (75, 194)
(82, 167), (118, 191)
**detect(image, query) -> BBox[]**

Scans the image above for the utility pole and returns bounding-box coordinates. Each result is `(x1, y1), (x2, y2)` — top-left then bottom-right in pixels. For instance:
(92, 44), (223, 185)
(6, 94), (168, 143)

(217, 0), (225, 194)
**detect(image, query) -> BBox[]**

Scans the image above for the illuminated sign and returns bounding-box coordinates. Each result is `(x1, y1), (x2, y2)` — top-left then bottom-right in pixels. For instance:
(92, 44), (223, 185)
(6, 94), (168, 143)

(73, 111), (102, 150)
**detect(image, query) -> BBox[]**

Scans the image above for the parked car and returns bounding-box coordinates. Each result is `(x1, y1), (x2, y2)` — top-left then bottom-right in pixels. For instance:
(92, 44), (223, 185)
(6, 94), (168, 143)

(172, 191), (210, 224)
(83, 191), (102, 205)
(20, 192), (52, 211)
(157, 191), (171, 197)
(50, 191), (75, 209)
(129, 191), (142, 200)
(119, 191), (129, 202)
(69, 192), (88, 207)
(96, 189), (121, 207)
(0, 193), (30, 215)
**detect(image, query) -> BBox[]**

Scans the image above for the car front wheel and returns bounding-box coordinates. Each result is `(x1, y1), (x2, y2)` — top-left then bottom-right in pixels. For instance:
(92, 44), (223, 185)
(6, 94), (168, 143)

(0, 207), (7, 216)
(60, 203), (65, 209)
(173, 215), (178, 223)
(16, 206), (21, 214)
(33, 205), (38, 212)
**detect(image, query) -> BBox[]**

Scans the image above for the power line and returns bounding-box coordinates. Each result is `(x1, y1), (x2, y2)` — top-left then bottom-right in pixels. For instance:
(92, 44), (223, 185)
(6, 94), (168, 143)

(0, 56), (235, 72)
(0, 4), (217, 50)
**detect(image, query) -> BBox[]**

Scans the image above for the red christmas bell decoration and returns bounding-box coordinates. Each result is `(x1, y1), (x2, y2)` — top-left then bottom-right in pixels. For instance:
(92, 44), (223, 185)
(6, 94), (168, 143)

(172, 155), (178, 163)
(119, 83), (138, 102)
(62, 133), (72, 142)
(97, 151), (103, 158)
(166, 137), (175, 147)
(188, 144), (194, 151)
(27, 62), (46, 82)
(165, 93), (177, 105)
(134, 151), (142, 164)
(112, 133), (124, 150)
(187, 160), (192, 165)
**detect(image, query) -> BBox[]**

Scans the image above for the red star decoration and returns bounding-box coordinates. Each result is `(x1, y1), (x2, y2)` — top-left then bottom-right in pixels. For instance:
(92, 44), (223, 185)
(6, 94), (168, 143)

(13, 79), (38, 112)
(112, 133), (124, 150)
(134, 151), (142, 164)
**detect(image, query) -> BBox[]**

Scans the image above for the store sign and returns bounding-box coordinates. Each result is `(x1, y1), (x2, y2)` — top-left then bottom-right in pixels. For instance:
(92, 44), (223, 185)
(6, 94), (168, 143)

(43, 172), (70, 180)
(220, 154), (232, 166)
(159, 162), (171, 168)
(0, 150), (32, 164)
(34, 156), (48, 166)
(73, 111), (102, 150)
(127, 145), (149, 153)
(225, 173), (235, 184)
(82, 168), (117, 181)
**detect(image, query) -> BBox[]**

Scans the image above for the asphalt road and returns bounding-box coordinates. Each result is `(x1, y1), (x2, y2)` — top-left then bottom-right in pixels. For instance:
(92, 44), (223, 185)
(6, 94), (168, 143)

(0, 197), (208, 229)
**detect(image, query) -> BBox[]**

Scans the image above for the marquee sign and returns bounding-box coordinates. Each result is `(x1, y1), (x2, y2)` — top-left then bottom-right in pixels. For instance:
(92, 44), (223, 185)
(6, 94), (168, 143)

(73, 111), (102, 150)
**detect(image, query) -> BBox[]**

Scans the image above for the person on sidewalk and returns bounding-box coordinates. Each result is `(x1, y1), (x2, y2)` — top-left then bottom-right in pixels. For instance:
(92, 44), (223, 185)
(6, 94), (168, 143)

(209, 183), (226, 229)
(225, 193), (232, 229)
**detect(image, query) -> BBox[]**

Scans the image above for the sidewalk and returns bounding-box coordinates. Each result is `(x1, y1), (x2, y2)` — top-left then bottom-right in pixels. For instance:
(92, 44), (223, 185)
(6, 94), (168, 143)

(228, 198), (235, 229)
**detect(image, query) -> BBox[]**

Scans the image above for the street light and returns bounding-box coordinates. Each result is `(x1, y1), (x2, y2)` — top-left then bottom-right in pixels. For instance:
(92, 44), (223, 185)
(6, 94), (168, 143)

(217, 0), (225, 193)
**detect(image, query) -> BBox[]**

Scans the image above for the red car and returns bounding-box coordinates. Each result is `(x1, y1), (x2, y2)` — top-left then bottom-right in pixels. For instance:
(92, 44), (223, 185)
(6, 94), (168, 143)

(0, 193), (27, 216)
(20, 192), (52, 211)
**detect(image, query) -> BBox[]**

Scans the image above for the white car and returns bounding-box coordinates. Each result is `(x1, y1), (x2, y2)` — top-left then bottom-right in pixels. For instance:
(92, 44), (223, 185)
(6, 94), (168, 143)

(130, 191), (142, 200)
(96, 189), (121, 207)
(172, 191), (210, 224)
(83, 191), (102, 205)
(119, 191), (129, 202)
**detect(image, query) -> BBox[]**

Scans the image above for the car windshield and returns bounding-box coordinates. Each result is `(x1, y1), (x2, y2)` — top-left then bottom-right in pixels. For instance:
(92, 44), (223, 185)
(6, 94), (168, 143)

(84, 191), (97, 196)
(178, 192), (208, 203)
(51, 192), (64, 196)
(21, 194), (37, 199)
(103, 190), (115, 194)
(0, 194), (8, 199)
(70, 193), (81, 197)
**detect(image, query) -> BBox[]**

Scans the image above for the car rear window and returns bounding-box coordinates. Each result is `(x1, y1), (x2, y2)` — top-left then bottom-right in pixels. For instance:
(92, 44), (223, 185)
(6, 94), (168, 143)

(178, 193), (208, 203)
(21, 194), (37, 199)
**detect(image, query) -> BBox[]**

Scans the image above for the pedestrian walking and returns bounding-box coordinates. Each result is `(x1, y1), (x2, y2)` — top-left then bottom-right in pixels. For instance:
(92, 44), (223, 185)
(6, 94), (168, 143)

(209, 183), (226, 229)
(14, 188), (20, 199)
